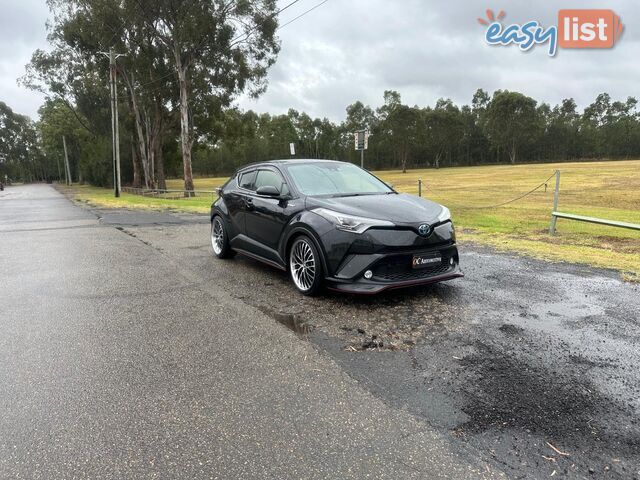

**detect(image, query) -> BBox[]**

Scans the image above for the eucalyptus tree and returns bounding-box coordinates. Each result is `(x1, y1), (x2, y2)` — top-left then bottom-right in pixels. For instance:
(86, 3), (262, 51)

(424, 99), (464, 169)
(21, 2), (122, 186)
(37, 98), (92, 183)
(24, 0), (279, 192)
(485, 90), (540, 164)
(374, 92), (420, 172)
(23, 0), (177, 189)
(133, 0), (281, 193)
(0, 102), (44, 182)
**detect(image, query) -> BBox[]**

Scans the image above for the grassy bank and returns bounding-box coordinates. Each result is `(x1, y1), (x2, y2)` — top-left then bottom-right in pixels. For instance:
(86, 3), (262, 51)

(63, 160), (640, 280)
(59, 184), (215, 213)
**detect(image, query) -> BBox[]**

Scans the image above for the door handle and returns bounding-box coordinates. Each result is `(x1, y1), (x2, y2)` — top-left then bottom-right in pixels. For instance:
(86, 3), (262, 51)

(244, 197), (254, 209)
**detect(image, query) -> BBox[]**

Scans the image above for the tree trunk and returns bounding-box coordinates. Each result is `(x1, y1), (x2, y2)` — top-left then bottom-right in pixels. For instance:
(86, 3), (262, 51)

(175, 49), (195, 196)
(148, 98), (165, 190)
(155, 146), (166, 190)
(145, 110), (155, 189)
(131, 94), (151, 188)
(122, 71), (151, 189)
(131, 142), (142, 188)
(510, 141), (517, 164)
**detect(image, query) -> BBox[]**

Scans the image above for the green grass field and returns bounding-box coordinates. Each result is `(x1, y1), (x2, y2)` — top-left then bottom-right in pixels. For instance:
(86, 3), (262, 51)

(63, 160), (640, 280)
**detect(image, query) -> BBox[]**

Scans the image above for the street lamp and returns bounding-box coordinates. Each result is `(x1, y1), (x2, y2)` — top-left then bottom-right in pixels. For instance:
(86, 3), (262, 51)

(99, 49), (125, 197)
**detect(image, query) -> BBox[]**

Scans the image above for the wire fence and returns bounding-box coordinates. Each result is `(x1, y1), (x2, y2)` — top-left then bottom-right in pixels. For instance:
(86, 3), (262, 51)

(414, 168), (639, 234)
(121, 187), (217, 200)
(469, 172), (557, 209)
(416, 172), (557, 209)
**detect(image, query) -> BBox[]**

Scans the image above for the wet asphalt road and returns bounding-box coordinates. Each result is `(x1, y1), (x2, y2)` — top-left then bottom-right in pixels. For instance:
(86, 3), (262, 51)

(2, 184), (639, 479)
(0, 185), (498, 479)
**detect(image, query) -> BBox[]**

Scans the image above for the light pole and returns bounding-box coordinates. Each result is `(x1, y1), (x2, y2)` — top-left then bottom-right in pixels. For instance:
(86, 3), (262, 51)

(100, 49), (125, 197)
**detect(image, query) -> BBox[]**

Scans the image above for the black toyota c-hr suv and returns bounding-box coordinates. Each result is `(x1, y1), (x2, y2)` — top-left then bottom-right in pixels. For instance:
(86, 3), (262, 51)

(210, 159), (463, 295)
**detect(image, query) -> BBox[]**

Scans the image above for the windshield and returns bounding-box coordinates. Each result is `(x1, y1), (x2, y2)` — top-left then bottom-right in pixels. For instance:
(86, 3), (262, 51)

(285, 162), (393, 196)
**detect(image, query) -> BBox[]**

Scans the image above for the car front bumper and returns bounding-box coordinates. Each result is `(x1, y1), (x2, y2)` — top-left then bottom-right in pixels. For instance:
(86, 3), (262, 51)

(322, 231), (463, 294)
(327, 266), (464, 294)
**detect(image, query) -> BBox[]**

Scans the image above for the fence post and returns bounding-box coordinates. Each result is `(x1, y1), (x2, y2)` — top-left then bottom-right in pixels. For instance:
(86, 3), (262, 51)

(418, 179), (422, 197)
(549, 169), (561, 235)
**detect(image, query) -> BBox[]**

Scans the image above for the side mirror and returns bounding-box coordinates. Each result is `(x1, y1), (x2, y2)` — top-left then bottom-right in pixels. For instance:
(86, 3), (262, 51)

(256, 185), (280, 197)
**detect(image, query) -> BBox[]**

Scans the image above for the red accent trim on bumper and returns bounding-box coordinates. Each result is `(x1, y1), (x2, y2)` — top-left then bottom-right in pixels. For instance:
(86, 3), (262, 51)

(327, 270), (464, 295)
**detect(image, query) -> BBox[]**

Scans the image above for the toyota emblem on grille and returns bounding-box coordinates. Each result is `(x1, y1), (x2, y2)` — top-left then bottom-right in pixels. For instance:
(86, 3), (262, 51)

(418, 224), (431, 236)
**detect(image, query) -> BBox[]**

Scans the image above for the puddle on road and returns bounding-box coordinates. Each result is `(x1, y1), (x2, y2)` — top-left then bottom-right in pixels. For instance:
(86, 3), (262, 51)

(274, 312), (313, 336)
(257, 306), (314, 337)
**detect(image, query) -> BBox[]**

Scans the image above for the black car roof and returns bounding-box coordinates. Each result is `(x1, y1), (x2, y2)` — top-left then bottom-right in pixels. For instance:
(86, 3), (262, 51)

(237, 159), (342, 172)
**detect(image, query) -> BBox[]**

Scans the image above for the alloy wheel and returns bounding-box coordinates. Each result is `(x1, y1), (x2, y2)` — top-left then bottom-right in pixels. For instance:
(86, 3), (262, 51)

(211, 217), (224, 255)
(290, 239), (316, 292)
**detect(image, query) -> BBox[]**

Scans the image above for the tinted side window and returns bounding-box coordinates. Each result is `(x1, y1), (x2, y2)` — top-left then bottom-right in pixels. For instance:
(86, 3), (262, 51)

(255, 170), (290, 196)
(239, 170), (256, 190)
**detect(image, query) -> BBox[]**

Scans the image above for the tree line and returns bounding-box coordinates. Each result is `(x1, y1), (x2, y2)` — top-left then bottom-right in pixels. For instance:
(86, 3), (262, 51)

(197, 89), (640, 175)
(4, 88), (640, 185)
(1, 0), (640, 186)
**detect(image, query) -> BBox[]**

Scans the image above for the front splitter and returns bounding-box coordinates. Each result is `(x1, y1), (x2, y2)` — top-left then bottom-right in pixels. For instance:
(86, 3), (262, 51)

(326, 270), (464, 295)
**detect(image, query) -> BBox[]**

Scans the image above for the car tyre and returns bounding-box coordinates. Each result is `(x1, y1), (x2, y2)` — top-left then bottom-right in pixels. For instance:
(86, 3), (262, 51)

(211, 215), (235, 259)
(289, 236), (323, 296)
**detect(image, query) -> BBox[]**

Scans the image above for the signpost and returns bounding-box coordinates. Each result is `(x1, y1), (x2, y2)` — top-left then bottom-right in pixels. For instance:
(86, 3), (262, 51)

(354, 129), (369, 168)
(289, 142), (296, 157)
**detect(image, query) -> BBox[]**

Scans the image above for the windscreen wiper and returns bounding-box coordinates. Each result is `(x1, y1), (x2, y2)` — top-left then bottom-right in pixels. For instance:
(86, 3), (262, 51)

(332, 193), (365, 198)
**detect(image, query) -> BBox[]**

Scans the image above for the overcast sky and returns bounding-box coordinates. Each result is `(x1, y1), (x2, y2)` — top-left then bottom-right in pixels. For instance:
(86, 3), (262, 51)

(1, 0), (637, 121)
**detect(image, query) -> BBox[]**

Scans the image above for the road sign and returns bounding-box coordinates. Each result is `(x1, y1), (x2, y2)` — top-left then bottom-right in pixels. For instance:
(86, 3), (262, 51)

(354, 130), (369, 151)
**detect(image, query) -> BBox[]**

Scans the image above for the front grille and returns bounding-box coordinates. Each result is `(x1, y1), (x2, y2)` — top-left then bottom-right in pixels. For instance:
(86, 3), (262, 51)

(374, 264), (451, 282)
(372, 250), (454, 282)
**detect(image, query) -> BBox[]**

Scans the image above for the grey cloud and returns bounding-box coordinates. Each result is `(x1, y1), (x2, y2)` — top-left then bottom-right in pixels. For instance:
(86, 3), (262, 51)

(0, 0), (49, 118)
(238, 0), (639, 120)
(0, 0), (637, 121)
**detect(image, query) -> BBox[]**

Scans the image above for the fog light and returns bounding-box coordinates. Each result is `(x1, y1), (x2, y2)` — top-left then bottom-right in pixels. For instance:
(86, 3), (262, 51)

(364, 270), (373, 279)
(449, 258), (455, 266)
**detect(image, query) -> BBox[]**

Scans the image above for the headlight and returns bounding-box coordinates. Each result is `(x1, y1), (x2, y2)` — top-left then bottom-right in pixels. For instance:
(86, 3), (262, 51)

(436, 206), (451, 223)
(313, 208), (394, 234)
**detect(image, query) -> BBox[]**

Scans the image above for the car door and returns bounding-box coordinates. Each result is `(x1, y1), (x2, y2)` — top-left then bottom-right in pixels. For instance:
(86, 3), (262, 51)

(245, 168), (294, 259)
(225, 169), (256, 240)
